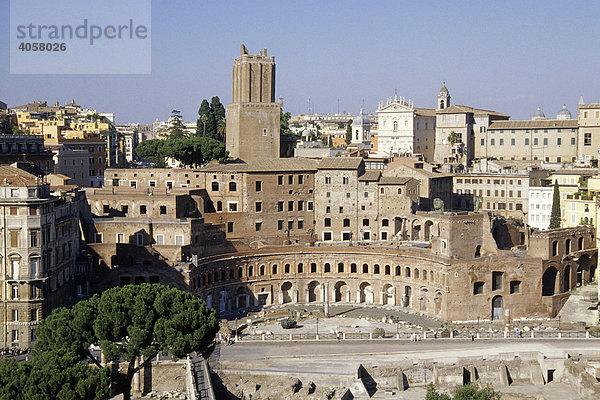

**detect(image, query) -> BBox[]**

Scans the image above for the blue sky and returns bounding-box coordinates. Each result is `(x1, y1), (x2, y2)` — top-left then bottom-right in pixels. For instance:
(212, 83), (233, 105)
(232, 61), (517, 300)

(1, 1), (600, 124)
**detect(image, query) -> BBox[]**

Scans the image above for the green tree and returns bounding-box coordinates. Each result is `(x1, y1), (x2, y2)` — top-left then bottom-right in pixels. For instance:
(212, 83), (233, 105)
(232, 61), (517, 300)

(345, 119), (353, 145)
(197, 100), (211, 137)
(135, 139), (166, 167)
(550, 181), (561, 229)
(216, 117), (226, 139)
(425, 383), (500, 400)
(168, 109), (187, 139)
(211, 96), (226, 125)
(35, 284), (218, 400)
(0, 349), (110, 400)
(448, 131), (460, 145)
(280, 109), (292, 136)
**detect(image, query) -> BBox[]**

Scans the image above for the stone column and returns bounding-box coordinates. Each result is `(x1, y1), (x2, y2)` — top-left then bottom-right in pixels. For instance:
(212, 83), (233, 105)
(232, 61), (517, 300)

(324, 282), (330, 316)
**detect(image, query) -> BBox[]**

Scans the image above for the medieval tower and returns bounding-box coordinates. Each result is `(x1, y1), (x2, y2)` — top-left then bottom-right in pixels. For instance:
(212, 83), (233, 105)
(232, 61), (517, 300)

(226, 45), (281, 160)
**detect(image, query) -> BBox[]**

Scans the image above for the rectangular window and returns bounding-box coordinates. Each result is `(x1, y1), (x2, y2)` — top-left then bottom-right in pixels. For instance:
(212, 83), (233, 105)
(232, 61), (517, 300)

(278, 220), (284, 230)
(491, 138), (495, 145)
(160, 206), (167, 215)
(288, 201), (294, 211)
(140, 205), (147, 214)
(510, 281), (521, 294)
(278, 176), (283, 185)
(480, 138), (485, 146)
(278, 201), (284, 212)
(9, 230), (19, 247)
(117, 233), (125, 243)
(136, 233), (143, 247)
(525, 138), (529, 145)
(511, 138), (515, 146)
(492, 271), (503, 291)
(557, 138), (561, 145)
(255, 202), (262, 212)
(571, 137), (576, 145)
(255, 222), (262, 231)
(95, 233), (103, 243)
(499, 138), (504, 146)
(324, 218), (331, 227)
(534, 138), (538, 145)
(543, 138), (548, 146)
(149, 180), (156, 187)
(227, 222), (234, 233)
(9, 206), (18, 215)
(156, 234), (164, 245)
(288, 220), (294, 230)
(30, 230), (38, 247)
(307, 201), (314, 211)
(297, 200), (303, 211)
(228, 202), (238, 212)
(121, 205), (128, 214)
(288, 175), (293, 184)
(297, 219), (304, 229)
(584, 133), (592, 146)
(256, 181), (262, 191)
(298, 175), (304, 184)
(175, 235), (184, 246)
(323, 232), (332, 241)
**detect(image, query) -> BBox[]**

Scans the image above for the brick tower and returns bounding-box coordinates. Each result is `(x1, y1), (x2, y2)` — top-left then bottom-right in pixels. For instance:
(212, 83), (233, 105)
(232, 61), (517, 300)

(226, 44), (280, 160)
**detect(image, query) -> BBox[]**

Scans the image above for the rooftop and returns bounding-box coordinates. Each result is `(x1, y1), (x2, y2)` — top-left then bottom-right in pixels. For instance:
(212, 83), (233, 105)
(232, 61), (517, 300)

(201, 158), (318, 173)
(0, 165), (41, 186)
(437, 105), (509, 118)
(317, 157), (363, 170)
(489, 120), (578, 130)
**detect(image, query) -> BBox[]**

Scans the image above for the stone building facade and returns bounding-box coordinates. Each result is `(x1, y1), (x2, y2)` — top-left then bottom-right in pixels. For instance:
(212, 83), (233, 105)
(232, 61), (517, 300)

(191, 213), (596, 322)
(0, 166), (84, 348)
(226, 45), (280, 161)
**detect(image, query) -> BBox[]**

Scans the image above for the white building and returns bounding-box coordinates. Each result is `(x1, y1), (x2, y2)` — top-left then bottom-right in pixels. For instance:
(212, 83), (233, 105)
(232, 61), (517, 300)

(375, 93), (436, 161)
(350, 108), (371, 149)
(528, 186), (553, 230)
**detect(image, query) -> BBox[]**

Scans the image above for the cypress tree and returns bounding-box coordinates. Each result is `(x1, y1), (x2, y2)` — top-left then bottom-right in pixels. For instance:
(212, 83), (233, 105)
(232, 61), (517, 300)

(345, 119), (353, 145)
(549, 181), (561, 229)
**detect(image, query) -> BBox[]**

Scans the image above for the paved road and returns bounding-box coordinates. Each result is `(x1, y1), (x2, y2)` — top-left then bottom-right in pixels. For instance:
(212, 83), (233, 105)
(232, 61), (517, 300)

(215, 339), (600, 374)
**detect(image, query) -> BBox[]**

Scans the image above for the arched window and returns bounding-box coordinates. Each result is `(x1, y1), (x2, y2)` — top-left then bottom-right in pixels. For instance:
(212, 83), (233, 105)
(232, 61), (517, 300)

(229, 269), (234, 279)
(238, 267), (243, 278)
(374, 264), (380, 274)
(405, 267), (411, 277)
(248, 266), (253, 276)
(385, 265), (391, 275)
(211, 181), (219, 191)
(272, 264), (277, 275)
(423, 269), (427, 280)
(393, 121), (398, 132)
(229, 181), (237, 192)
(552, 241), (558, 256)
(362, 264), (369, 273)
(311, 263), (317, 273)
(217, 201), (223, 212)
(395, 266), (401, 276)
(298, 263), (303, 273)
(338, 263), (344, 273)
(415, 269), (420, 279)
(565, 239), (571, 255)
(351, 263), (357, 273)
(578, 237), (584, 250)
(260, 265), (265, 275)
(324, 263), (331, 273)
(284, 264), (290, 274)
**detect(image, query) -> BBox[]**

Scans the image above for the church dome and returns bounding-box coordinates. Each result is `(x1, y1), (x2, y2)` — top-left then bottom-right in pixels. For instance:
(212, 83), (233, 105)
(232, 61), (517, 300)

(439, 84), (449, 95)
(532, 107), (546, 120)
(352, 109), (370, 128)
(301, 128), (312, 137)
(556, 104), (571, 120)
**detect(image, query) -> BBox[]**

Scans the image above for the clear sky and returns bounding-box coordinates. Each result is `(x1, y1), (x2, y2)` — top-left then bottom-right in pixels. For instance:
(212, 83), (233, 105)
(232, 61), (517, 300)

(2, 1), (600, 124)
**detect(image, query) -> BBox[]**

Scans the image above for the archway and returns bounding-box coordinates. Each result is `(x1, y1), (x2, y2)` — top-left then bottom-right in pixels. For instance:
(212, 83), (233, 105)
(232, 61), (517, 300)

(491, 295), (503, 320)
(236, 286), (250, 309)
(542, 267), (558, 296)
(307, 281), (320, 303)
(334, 281), (349, 302)
(281, 281), (293, 304)
(382, 283), (395, 305)
(563, 265), (571, 292)
(434, 291), (443, 314)
(577, 266), (584, 287)
(404, 285), (412, 307)
(411, 220), (421, 240)
(424, 220), (434, 241)
(359, 282), (373, 304)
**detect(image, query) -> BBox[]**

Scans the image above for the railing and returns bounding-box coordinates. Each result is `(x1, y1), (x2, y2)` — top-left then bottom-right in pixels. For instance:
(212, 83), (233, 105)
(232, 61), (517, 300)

(233, 329), (597, 342)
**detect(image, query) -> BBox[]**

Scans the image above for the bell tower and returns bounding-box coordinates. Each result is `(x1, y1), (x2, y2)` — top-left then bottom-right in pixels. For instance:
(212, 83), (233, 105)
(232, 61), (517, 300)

(226, 44), (281, 160)
(437, 83), (451, 110)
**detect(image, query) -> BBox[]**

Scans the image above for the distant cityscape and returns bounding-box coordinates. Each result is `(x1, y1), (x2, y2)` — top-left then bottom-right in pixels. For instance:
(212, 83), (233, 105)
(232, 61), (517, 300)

(1, 44), (600, 399)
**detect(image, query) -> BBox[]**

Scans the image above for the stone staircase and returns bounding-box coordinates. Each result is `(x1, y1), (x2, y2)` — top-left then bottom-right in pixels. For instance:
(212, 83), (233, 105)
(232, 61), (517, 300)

(558, 283), (599, 325)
